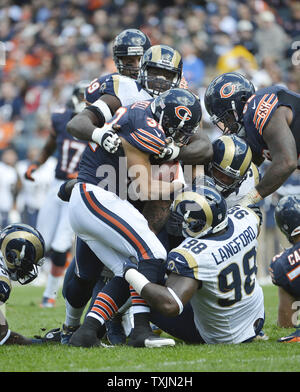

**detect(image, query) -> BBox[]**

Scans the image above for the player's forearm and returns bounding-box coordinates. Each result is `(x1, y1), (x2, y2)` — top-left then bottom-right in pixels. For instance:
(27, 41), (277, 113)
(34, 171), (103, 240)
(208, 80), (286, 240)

(178, 133), (213, 165)
(67, 113), (96, 141)
(256, 159), (297, 198)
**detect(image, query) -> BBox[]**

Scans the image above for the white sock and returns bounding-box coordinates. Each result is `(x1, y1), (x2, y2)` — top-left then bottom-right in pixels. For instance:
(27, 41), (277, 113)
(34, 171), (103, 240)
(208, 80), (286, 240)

(65, 300), (86, 327)
(43, 274), (61, 299)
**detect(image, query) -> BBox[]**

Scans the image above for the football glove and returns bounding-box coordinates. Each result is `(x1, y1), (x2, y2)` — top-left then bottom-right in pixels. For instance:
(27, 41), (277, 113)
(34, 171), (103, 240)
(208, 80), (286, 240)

(123, 256), (139, 277)
(57, 179), (77, 202)
(238, 188), (263, 207)
(92, 124), (121, 153)
(0, 281), (11, 303)
(24, 161), (40, 181)
(153, 139), (180, 163)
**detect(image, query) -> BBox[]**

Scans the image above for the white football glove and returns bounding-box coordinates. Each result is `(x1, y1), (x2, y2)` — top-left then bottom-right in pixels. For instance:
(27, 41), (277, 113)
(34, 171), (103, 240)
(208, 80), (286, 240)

(156, 139), (180, 162)
(238, 188), (263, 207)
(92, 124), (121, 153)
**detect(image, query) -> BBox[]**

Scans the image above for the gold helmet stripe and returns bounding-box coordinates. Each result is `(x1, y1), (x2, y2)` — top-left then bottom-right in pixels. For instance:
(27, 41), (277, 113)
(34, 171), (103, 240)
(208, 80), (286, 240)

(173, 190), (213, 237)
(150, 45), (162, 62)
(172, 49), (181, 68)
(219, 136), (235, 169)
(239, 146), (252, 176)
(1, 231), (44, 269)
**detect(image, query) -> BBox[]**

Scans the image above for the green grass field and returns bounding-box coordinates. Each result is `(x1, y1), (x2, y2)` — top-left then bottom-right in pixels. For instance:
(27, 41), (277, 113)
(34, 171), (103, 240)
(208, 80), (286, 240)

(1, 283), (300, 373)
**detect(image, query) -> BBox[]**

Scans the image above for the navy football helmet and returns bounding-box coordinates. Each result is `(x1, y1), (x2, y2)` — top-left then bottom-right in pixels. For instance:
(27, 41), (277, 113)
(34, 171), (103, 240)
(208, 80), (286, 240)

(138, 45), (183, 96)
(113, 29), (151, 78)
(68, 80), (90, 113)
(151, 88), (202, 145)
(167, 178), (228, 239)
(274, 195), (300, 243)
(207, 135), (252, 197)
(204, 72), (255, 135)
(0, 223), (45, 284)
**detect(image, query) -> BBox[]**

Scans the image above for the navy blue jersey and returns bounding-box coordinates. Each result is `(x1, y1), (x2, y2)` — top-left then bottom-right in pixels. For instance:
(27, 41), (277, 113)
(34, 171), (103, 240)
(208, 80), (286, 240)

(270, 242), (300, 298)
(85, 73), (151, 108)
(52, 108), (87, 180)
(85, 74), (118, 104)
(242, 85), (300, 165)
(78, 100), (166, 197)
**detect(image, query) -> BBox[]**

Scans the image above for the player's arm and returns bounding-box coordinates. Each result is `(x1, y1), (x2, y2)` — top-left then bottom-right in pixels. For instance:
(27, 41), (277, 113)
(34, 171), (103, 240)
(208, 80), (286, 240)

(239, 106), (297, 206)
(66, 94), (119, 141)
(25, 131), (57, 181)
(277, 286), (298, 328)
(121, 137), (184, 200)
(124, 257), (199, 316)
(256, 106), (297, 198)
(177, 130), (213, 165)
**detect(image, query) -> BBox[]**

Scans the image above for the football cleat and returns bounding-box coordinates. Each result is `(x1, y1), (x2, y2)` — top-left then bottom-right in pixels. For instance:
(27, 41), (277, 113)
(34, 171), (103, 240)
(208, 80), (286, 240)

(33, 327), (62, 343)
(278, 327), (300, 343)
(105, 315), (126, 345)
(68, 317), (105, 348)
(127, 326), (175, 348)
(40, 297), (56, 308)
(61, 324), (80, 345)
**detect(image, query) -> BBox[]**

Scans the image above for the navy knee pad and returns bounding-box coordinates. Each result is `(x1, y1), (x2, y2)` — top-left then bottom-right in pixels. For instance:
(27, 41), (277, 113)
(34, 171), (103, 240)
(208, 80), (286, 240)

(65, 275), (98, 309)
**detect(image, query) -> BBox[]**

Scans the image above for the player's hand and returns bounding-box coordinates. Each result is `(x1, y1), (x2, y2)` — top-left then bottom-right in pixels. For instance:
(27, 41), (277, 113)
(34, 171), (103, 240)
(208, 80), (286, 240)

(238, 188), (263, 207)
(57, 179), (77, 202)
(123, 256), (138, 278)
(92, 124), (121, 153)
(24, 161), (40, 181)
(154, 138), (180, 162)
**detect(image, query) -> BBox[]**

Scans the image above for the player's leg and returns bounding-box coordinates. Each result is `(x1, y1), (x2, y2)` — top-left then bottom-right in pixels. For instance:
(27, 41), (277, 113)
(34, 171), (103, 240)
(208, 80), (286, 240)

(68, 183), (172, 347)
(40, 200), (74, 307)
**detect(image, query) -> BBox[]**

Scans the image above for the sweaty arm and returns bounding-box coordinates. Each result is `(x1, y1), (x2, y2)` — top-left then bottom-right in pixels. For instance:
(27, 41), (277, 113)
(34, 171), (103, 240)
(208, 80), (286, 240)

(256, 106), (297, 198)
(178, 129), (213, 165)
(66, 94), (120, 141)
(125, 269), (199, 316)
(121, 137), (184, 201)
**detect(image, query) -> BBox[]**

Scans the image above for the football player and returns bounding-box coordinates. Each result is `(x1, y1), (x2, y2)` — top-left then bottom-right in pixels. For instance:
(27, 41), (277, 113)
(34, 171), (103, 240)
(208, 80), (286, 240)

(24, 80), (89, 308)
(269, 196), (300, 339)
(62, 44), (212, 347)
(204, 72), (300, 207)
(123, 180), (265, 344)
(0, 223), (45, 345)
(67, 88), (202, 348)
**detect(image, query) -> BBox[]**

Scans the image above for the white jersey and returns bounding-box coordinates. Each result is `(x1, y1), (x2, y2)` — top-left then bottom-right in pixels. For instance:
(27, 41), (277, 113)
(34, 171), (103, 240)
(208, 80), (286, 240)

(167, 205), (264, 344)
(0, 162), (18, 212)
(90, 74), (152, 109)
(225, 163), (260, 208)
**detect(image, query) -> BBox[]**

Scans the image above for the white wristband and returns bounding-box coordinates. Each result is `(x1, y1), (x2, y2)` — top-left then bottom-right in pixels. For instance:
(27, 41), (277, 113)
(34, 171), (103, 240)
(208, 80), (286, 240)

(124, 269), (150, 295)
(167, 287), (184, 315)
(91, 99), (112, 122)
(91, 127), (105, 145)
(0, 329), (11, 345)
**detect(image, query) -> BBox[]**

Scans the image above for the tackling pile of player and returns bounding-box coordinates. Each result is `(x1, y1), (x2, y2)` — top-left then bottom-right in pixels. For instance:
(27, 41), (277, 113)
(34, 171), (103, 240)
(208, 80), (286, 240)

(1, 28), (300, 347)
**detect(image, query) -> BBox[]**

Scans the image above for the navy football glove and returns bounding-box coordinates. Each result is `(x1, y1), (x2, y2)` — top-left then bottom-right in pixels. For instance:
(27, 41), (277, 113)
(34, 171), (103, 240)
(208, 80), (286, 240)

(57, 179), (77, 202)
(123, 256), (138, 278)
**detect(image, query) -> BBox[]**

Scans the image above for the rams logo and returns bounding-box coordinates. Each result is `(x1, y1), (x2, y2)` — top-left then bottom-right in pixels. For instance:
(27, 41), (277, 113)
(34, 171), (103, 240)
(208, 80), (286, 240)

(220, 82), (236, 98)
(175, 106), (192, 121)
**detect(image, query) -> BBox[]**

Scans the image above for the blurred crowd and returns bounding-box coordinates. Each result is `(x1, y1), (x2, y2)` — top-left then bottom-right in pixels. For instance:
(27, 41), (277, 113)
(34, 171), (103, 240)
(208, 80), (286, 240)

(0, 0), (300, 279)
